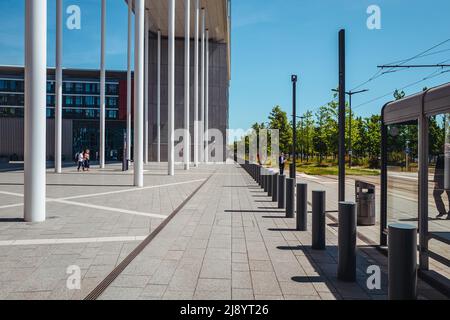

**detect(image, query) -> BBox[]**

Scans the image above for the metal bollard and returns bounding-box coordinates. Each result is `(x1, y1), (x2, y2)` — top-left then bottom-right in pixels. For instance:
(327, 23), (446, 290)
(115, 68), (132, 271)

(337, 202), (357, 282)
(388, 223), (417, 300)
(264, 169), (269, 193)
(268, 171), (273, 197)
(262, 168), (267, 190)
(296, 183), (307, 231)
(278, 175), (286, 209)
(286, 178), (295, 218)
(272, 173), (279, 202)
(259, 167), (263, 187)
(312, 191), (326, 250)
(257, 166), (261, 185)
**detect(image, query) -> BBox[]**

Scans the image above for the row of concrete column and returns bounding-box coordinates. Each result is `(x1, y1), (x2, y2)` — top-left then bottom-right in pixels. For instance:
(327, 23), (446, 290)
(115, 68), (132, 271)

(25, 0), (211, 222)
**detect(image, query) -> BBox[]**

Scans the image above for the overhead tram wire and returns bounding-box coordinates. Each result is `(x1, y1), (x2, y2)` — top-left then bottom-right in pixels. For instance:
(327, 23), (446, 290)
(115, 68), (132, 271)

(309, 39), (450, 118)
(350, 38), (450, 91)
(352, 69), (450, 111)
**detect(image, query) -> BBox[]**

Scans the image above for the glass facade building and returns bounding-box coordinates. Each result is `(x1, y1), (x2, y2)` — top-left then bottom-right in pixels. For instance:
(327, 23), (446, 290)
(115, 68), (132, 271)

(0, 66), (129, 162)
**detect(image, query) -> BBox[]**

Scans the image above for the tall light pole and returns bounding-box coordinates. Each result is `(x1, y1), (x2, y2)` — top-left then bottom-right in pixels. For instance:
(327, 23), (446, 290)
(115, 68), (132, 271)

(290, 75), (298, 179)
(332, 88), (369, 168)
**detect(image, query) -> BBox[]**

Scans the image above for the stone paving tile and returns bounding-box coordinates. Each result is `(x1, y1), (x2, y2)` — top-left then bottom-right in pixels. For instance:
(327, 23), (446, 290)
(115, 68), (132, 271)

(96, 164), (447, 300)
(0, 163), (213, 300)
(232, 288), (254, 300)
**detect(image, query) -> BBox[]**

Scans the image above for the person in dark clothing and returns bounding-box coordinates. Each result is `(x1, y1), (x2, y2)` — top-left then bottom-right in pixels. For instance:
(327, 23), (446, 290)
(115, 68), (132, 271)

(433, 154), (450, 219)
(279, 153), (286, 176)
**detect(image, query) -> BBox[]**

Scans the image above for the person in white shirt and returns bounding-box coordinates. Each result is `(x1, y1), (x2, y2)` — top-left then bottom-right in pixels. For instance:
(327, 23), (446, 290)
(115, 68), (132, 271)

(77, 151), (84, 172)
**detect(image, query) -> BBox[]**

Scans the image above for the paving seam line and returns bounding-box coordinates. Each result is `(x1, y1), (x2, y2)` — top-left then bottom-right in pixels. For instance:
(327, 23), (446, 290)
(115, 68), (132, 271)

(84, 170), (217, 300)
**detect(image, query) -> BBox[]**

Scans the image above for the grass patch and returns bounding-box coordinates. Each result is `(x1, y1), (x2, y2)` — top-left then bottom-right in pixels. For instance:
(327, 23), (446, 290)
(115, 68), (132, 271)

(294, 162), (380, 176)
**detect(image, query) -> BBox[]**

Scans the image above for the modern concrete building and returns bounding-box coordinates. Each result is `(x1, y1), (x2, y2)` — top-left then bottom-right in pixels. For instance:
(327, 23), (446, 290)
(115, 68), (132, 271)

(12, 0), (231, 221)
(0, 66), (129, 163)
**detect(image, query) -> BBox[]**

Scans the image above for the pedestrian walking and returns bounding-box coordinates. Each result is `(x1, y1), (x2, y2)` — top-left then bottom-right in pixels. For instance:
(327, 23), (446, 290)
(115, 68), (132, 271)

(76, 151), (84, 172)
(83, 149), (91, 171)
(279, 152), (286, 176)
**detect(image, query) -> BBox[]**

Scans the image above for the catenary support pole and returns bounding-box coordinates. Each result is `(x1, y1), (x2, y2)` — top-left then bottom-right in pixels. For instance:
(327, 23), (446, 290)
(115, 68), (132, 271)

(100, 0), (106, 169)
(338, 29), (346, 202)
(168, 0), (175, 176)
(184, 0), (190, 170)
(55, 0), (63, 174)
(134, 0), (145, 187)
(24, 0), (47, 222)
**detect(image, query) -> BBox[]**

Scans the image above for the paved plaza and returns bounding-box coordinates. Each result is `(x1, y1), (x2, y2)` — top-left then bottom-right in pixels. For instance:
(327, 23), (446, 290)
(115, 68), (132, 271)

(0, 163), (447, 300)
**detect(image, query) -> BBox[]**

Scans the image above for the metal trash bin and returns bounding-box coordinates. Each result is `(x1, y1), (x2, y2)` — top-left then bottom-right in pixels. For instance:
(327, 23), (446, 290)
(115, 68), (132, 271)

(355, 181), (376, 226)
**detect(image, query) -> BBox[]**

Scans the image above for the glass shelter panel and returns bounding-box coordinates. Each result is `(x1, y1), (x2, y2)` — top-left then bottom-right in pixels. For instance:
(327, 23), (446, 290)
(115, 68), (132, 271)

(427, 114), (450, 269)
(386, 121), (419, 228)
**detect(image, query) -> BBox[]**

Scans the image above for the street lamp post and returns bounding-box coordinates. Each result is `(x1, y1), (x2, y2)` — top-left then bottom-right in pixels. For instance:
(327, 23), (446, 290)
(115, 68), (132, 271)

(290, 75), (298, 179)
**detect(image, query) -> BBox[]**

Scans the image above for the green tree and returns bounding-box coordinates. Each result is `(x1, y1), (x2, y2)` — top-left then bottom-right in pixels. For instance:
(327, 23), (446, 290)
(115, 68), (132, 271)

(365, 115), (382, 168)
(268, 106), (292, 154)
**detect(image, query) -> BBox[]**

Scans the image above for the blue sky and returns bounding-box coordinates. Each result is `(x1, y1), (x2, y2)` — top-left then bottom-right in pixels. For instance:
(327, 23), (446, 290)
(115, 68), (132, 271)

(1, 0), (450, 131)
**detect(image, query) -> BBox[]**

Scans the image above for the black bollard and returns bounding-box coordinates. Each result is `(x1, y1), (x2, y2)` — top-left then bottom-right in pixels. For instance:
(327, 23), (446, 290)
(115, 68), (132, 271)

(264, 169), (268, 190)
(337, 202), (357, 282)
(259, 167), (263, 187)
(286, 178), (295, 218)
(268, 171), (273, 197)
(388, 223), (417, 300)
(296, 183), (307, 231)
(278, 175), (286, 209)
(263, 170), (268, 192)
(272, 173), (279, 202)
(257, 166), (261, 185)
(312, 191), (326, 250)
(261, 168), (267, 191)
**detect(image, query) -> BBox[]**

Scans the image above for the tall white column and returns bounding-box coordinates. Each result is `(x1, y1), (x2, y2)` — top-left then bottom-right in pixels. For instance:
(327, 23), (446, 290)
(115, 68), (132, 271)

(184, 0), (190, 170)
(193, 0), (199, 167)
(144, 10), (149, 164)
(134, 0), (145, 187)
(200, 8), (205, 163)
(126, 0), (132, 161)
(157, 30), (161, 163)
(99, 0), (106, 169)
(55, 0), (63, 173)
(24, 0), (47, 222)
(205, 29), (209, 163)
(168, 0), (175, 176)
